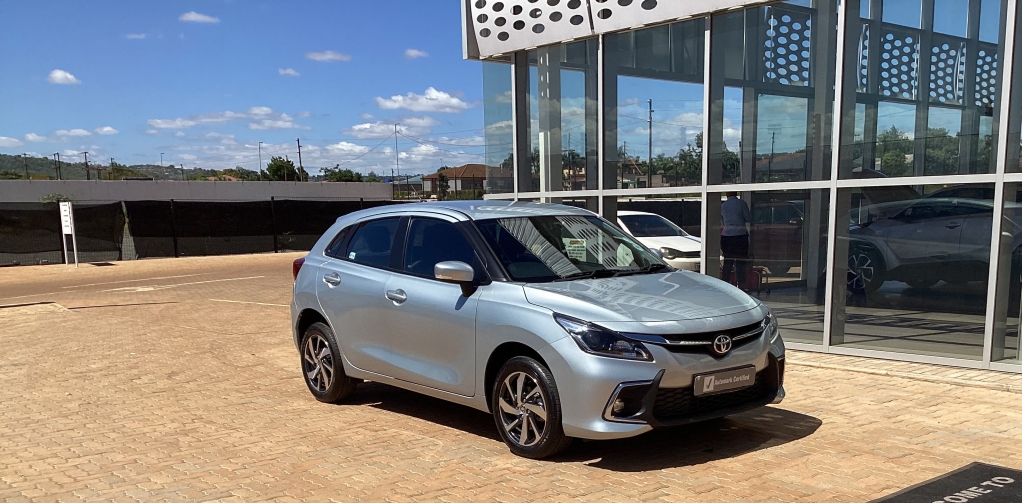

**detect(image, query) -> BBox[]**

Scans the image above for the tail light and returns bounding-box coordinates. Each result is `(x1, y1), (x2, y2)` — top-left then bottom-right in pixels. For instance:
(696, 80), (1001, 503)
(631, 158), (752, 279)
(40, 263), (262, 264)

(292, 256), (307, 281)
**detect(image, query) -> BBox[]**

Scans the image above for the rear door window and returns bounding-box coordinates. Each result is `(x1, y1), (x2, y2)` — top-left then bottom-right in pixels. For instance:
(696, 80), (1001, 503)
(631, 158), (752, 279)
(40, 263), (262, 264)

(345, 218), (400, 269)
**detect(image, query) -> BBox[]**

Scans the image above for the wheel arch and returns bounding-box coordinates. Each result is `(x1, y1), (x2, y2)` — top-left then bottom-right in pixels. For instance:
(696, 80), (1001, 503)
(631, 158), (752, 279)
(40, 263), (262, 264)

(484, 342), (548, 413)
(296, 308), (330, 347)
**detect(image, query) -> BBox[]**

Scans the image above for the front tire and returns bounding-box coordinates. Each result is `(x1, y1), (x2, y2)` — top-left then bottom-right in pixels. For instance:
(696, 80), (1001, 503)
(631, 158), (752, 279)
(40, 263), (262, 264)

(301, 322), (358, 403)
(847, 244), (885, 294)
(491, 357), (572, 459)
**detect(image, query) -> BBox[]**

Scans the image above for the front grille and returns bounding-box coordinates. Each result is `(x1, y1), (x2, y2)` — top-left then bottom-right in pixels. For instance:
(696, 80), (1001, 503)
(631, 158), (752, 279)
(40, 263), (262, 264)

(678, 251), (700, 259)
(652, 371), (771, 421)
(661, 320), (763, 344)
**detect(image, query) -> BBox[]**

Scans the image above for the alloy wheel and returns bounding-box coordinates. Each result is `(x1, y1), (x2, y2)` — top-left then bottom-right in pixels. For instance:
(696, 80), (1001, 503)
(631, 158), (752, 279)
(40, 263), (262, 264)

(497, 371), (548, 447)
(302, 333), (334, 393)
(847, 251), (875, 292)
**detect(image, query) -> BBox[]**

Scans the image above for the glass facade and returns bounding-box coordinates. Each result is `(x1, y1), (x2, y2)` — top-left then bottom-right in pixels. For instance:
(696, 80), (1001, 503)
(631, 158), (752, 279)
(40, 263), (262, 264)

(476, 0), (1022, 372)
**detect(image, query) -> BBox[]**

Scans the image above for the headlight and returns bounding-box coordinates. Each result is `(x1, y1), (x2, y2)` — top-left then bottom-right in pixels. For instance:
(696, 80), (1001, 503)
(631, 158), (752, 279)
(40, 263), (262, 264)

(659, 247), (681, 260)
(554, 314), (653, 361)
(764, 311), (780, 343)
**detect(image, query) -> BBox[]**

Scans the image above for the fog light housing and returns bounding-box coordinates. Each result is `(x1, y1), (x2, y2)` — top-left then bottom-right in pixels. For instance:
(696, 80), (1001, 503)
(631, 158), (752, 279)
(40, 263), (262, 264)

(603, 378), (658, 423)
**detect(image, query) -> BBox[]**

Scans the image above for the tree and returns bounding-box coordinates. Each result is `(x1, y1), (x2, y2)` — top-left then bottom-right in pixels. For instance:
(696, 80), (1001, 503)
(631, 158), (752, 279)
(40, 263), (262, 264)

(437, 171), (450, 201)
(876, 126), (913, 176)
(103, 162), (147, 180)
(322, 164), (364, 182)
(0, 170), (23, 180)
(265, 156), (308, 181)
(365, 171), (382, 183)
(219, 166), (260, 181)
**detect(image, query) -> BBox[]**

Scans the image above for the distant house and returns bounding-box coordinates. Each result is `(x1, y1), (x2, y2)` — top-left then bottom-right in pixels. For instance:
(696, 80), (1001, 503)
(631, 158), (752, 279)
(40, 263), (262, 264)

(422, 164), (488, 192)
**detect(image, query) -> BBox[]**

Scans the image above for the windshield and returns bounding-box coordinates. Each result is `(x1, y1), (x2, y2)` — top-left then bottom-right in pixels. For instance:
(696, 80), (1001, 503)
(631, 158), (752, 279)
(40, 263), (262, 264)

(619, 214), (689, 237)
(476, 215), (665, 282)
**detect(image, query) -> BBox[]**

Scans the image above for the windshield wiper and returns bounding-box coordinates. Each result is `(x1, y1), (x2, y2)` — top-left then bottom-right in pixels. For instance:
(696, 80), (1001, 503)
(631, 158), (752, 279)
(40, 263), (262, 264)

(554, 269), (618, 282)
(612, 263), (670, 277)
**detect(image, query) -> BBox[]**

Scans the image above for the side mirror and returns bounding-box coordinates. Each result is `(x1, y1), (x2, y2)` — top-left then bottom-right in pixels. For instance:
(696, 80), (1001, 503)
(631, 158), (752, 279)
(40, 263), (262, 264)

(789, 217), (803, 226)
(649, 247), (664, 259)
(435, 261), (475, 284)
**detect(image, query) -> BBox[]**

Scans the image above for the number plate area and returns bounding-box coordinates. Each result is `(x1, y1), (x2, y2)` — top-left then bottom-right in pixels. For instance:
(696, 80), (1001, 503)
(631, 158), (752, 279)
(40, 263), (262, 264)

(693, 366), (757, 396)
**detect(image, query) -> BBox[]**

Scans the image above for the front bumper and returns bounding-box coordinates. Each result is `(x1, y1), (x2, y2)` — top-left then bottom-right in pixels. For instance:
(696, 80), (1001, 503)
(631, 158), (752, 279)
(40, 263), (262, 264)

(602, 353), (784, 428)
(665, 257), (700, 272)
(540, 329), (785, 440)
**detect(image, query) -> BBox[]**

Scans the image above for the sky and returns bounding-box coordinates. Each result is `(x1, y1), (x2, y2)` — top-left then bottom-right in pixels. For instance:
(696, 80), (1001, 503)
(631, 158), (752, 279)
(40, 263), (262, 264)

(0, 1), (486, 177)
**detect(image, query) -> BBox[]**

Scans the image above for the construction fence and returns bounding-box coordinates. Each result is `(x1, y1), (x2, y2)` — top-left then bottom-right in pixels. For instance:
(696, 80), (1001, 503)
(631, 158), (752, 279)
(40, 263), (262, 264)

(0, 197), (398, 267)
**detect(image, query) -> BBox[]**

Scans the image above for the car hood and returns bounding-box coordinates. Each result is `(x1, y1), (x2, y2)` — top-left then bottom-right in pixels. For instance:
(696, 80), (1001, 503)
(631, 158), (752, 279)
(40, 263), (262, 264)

(635, 235), (701, 252)
(523, 271), (762, 328)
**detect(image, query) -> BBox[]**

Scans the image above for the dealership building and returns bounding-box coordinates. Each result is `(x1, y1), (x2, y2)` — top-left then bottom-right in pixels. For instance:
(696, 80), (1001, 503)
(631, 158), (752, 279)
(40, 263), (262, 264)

(462, 0), (1022, 371)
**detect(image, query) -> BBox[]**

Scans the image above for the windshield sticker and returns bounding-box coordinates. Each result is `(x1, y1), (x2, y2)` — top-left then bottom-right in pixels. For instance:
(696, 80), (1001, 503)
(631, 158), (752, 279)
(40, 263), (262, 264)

(563, 238), (587, 261)
(348, 252), (356, 260)
(617, 244), (634, 267)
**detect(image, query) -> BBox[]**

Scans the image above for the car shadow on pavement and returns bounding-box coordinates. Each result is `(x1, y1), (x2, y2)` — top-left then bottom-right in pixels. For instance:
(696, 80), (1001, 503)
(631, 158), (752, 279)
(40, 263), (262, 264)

(345, 382), (821, 470)
(559, 407), (822, 471)
(346, 382), (501, 441)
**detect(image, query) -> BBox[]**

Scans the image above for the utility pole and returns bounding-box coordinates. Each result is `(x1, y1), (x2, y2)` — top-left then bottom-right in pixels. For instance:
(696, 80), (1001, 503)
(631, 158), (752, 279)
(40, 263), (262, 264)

(22, 153), (28, 179)
(285, 155), (290, 182)
(179, 164), (186, 181)
(160, 152), (164, 168)
(393, 124), (400, 181)
(258, 142), (264, 181)
(769, 130), (776, 182)
(53, 153), (62, 180)
(296, 138), (304, 181)
(83, 151), (90, 181)
(647, 99), (654, 188)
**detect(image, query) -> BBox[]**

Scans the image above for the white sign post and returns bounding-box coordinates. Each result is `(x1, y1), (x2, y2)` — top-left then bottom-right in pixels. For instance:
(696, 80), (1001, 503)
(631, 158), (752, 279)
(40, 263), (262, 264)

(59, 201), (79, 268)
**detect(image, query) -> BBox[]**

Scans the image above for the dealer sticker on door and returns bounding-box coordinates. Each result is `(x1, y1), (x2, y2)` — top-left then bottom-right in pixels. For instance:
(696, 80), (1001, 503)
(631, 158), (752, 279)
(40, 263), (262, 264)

(693, 366), (756, 396)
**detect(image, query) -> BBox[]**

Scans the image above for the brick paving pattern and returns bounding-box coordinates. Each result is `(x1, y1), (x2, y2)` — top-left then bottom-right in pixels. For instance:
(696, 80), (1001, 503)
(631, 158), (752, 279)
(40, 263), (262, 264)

(1, 253), (1021, 502)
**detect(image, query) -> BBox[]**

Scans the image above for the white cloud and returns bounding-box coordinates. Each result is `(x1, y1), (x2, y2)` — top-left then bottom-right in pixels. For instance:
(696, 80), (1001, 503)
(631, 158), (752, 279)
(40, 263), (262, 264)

(345, 116), (439, 139)
(326, 141), (370, 155)
(149, 118), (197, 129)
(47, 69), (80, 85)
(360, 113), (374, 120)
(146, 129), (159, 135)
(296, 111), (311, 118)
(375, 87), (470, 114)
(179, 154), (198, 161)
(125, 33), (147, 40)
(24, 133), (47, 143)
(174, 131), (186, 138)
(306, 50), (351, 62)
(278, 68), (300, 77)
(0, 136), (23, 148)
(249, 119), (309, 130)
(94, 126), (119, 135)
(248, 106), (273, 116)
(55, 129), (91, 137)
(404, 48), (429, 60)
(179, 11), (219, 23)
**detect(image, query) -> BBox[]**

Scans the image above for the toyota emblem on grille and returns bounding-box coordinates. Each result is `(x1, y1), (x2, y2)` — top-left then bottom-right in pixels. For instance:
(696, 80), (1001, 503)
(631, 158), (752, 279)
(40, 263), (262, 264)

(712, 335), (733, 356)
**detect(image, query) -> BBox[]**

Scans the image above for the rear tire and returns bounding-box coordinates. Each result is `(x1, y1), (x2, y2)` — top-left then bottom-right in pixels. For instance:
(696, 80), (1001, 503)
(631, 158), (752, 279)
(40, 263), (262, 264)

(847, 244), (885, 294)
(491, 357), (573, 459)
(301, 322), (358, 404)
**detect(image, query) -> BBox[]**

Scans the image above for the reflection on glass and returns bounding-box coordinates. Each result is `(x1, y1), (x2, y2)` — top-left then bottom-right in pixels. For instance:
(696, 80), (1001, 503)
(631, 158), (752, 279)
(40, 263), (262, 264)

(933, 0), (968, 37)
(697, 189), (829, 344)
(832, 184), (994, 359)
(995, 184), (1022, 364)
(482, 62), (514, 194)
(709, 0), (836, 184)
(605, 19), (705, 190)
(978, 0), (1001, 43)
(756, 96), (809, 183)
(925, 107), (962, 175)
(874, 102), (915, 175)
(882, 0), (922, 28)
(616, 197), (703, 272)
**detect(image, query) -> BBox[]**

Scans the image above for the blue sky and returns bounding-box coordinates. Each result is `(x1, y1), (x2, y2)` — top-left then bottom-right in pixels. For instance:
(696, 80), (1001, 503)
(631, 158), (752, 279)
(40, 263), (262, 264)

(0, 1), (486, 176)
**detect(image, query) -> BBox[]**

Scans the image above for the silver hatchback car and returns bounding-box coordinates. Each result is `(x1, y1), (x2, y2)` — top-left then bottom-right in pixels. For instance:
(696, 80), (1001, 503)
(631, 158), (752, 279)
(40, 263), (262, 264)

(291, 201), (785, 459)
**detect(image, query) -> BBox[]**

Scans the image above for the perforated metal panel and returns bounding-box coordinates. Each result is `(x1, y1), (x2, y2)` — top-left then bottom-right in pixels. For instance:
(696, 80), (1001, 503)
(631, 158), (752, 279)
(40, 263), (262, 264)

(879, 29), (919, 100)
(928, 37), (966, 105)
(465, 0), (776, 59)
(762, 6), (812, 87)
(856, 24), (871, 93)
(974, 44), (998, 107)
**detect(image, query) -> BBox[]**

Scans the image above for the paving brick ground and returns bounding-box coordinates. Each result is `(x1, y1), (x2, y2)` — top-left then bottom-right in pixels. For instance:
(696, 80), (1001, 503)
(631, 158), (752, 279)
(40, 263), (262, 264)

(2, 253), (1022, 502)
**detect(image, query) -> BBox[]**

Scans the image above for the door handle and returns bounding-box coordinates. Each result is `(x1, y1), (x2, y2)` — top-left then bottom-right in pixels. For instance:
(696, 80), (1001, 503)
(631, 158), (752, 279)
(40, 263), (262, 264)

(386, 289), (407, 304)
(323, 273), (341, 286)
(945, 222), (961, 229)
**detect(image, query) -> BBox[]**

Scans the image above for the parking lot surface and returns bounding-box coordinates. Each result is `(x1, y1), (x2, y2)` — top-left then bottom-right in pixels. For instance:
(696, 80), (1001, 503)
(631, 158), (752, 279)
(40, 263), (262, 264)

(2, 253), (1022, 502)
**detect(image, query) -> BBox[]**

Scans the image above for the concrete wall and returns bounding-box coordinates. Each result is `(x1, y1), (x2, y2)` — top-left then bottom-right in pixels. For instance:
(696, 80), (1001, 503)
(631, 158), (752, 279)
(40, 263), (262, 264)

(0, 180), (393, 203)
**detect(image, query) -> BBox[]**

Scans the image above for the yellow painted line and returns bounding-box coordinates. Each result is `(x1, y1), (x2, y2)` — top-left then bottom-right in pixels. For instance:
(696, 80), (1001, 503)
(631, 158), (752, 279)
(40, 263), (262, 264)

(209, 299), (289, 307)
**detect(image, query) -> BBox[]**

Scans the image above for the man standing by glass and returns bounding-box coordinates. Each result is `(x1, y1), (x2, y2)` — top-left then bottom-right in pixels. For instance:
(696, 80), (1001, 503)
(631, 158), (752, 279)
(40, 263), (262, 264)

(721, 191), (752, 289)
